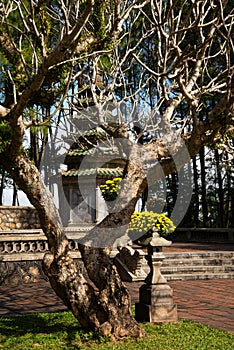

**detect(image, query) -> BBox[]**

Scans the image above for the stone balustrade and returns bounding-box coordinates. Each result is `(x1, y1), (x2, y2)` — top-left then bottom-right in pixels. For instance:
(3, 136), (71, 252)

(0, 230), (47, 256)
(0, 228), (82, 285)
(1, 224), (233, 286)
(0, 229), (82, 260)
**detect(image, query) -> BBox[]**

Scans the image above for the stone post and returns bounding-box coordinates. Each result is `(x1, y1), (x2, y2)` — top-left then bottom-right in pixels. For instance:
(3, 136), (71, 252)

(135, 231), (178, 323)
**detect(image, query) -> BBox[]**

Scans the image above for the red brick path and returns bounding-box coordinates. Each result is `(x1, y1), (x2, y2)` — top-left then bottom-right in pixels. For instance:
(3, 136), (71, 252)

(0, 279), (233, 334)
(126, 279), (234, 334)
(172, 279), (234, 334)
(0, 243), (233, 334)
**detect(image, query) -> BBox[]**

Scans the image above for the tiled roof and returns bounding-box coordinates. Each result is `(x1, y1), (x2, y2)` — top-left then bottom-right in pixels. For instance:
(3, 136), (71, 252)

(81, 128), (108, 137)
(65, 128), (110, 157)
(67, 145), (121, 157)
(62, 167), (123, 177)
(67, 149), (95, 156)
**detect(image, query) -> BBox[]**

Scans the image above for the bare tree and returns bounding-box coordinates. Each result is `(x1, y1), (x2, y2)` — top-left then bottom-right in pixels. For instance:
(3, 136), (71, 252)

(0, 0), (233, 339)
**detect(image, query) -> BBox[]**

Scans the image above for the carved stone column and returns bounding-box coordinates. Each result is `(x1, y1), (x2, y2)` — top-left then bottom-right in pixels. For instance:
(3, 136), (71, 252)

(135, 232), (178, 324)
(68, 188), (74, 225)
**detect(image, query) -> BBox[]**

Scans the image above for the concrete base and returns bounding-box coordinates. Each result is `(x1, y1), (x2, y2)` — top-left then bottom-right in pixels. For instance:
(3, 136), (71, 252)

(135, 283), (178, 323)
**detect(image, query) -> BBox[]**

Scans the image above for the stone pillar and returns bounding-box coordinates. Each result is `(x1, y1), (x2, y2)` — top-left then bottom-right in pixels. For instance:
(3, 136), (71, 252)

(68, 188), (74, 225)
(95, 186), (108, 222)
(135, 232), (178, 324)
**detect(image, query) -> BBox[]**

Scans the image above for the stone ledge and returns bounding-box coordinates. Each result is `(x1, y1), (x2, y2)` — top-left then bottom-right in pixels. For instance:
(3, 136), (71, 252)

(0, 229), (43, 235)
(0, 251), (81, 262)
(171, 228), (234, 243)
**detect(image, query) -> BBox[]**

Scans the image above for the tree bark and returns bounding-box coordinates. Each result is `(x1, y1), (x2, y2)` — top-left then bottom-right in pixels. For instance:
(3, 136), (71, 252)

(214, 149), (224, 227)
(192, 156), (200, 227)
(0, 152), (145, 339)
(0, 168), (5, 206)
(199, 147), (208, 226)
(12, 182), (18, 206)
(225, 153), (234, 227)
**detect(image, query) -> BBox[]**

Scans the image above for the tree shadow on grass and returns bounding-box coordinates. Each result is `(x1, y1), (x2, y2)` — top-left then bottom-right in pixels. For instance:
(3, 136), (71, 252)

(0, 311), (74, 334)
(0, 311), (103, 348)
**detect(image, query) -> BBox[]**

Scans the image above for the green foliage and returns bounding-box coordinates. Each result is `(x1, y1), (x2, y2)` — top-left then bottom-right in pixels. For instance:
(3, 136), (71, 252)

(0, 312), (233, 350)
(128, 211), (176, 238)
(98, 55), (113, 73)
(0, 1), (70, 109)
(93, 0), (106, 39)
(100, 177), (122, 201)
(93, 0), (114, 40)
(37, 4), (52, 38)
(209, 129), (234, 152)
(0, 121), (13, 153)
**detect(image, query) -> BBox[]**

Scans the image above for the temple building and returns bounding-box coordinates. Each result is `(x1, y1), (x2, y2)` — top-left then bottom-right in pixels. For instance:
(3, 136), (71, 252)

(59, 125), (125, 226)
(57, 70), (126, 226)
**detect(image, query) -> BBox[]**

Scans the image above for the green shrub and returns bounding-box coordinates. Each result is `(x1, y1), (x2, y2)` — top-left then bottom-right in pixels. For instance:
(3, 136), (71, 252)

(0, 121), (13, 153)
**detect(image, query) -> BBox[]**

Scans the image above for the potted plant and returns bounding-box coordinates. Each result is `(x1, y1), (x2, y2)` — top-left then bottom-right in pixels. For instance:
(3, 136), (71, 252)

(128, 211), (176, 246)
(99, 177), (122, 210)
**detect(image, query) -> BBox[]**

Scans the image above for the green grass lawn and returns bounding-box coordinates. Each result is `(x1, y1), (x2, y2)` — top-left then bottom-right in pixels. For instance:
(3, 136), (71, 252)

(0, 311), (233, 350)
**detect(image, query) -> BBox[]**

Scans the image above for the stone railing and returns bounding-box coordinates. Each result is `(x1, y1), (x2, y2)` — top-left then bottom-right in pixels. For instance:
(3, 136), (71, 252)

(0, 228), (84, 286)
(0, 229), (83, 259)
(1, 225), (233, 286)
(0, 225), (149, 286)
(0, 229), (47, 258)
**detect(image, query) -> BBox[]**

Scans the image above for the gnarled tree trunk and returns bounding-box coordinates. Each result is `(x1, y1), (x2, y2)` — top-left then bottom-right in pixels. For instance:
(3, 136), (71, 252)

(0, 152), (145, 339)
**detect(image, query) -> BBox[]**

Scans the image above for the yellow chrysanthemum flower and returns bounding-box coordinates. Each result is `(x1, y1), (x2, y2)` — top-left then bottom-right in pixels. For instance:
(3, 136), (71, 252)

(128, 211), (175, 238)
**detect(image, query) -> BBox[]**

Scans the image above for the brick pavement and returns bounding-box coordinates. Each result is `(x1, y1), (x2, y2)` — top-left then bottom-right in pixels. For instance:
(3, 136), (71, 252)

(170, 279), (234, 334)
(0, 279), (233, 334)
(0, 243), (233, 334)
(126, 279), (234, 334)
(0, 282), (66, 316)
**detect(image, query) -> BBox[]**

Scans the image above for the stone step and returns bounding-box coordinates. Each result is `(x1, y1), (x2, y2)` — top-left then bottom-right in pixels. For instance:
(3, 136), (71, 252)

(161, 264), (233, 274)
(160, 251), (234, 280)
(163, 251), (234, 260)
(115, 247), (234, 282)
(162, 257), (234, 267)
(165, 271), (234, 281)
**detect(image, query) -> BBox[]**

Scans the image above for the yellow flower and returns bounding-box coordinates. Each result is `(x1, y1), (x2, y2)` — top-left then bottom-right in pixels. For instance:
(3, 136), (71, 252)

(129, 211), (175, 238)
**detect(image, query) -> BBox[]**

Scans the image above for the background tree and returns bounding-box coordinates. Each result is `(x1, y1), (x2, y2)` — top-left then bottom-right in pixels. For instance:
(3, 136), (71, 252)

(0, 0), (233, 340)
